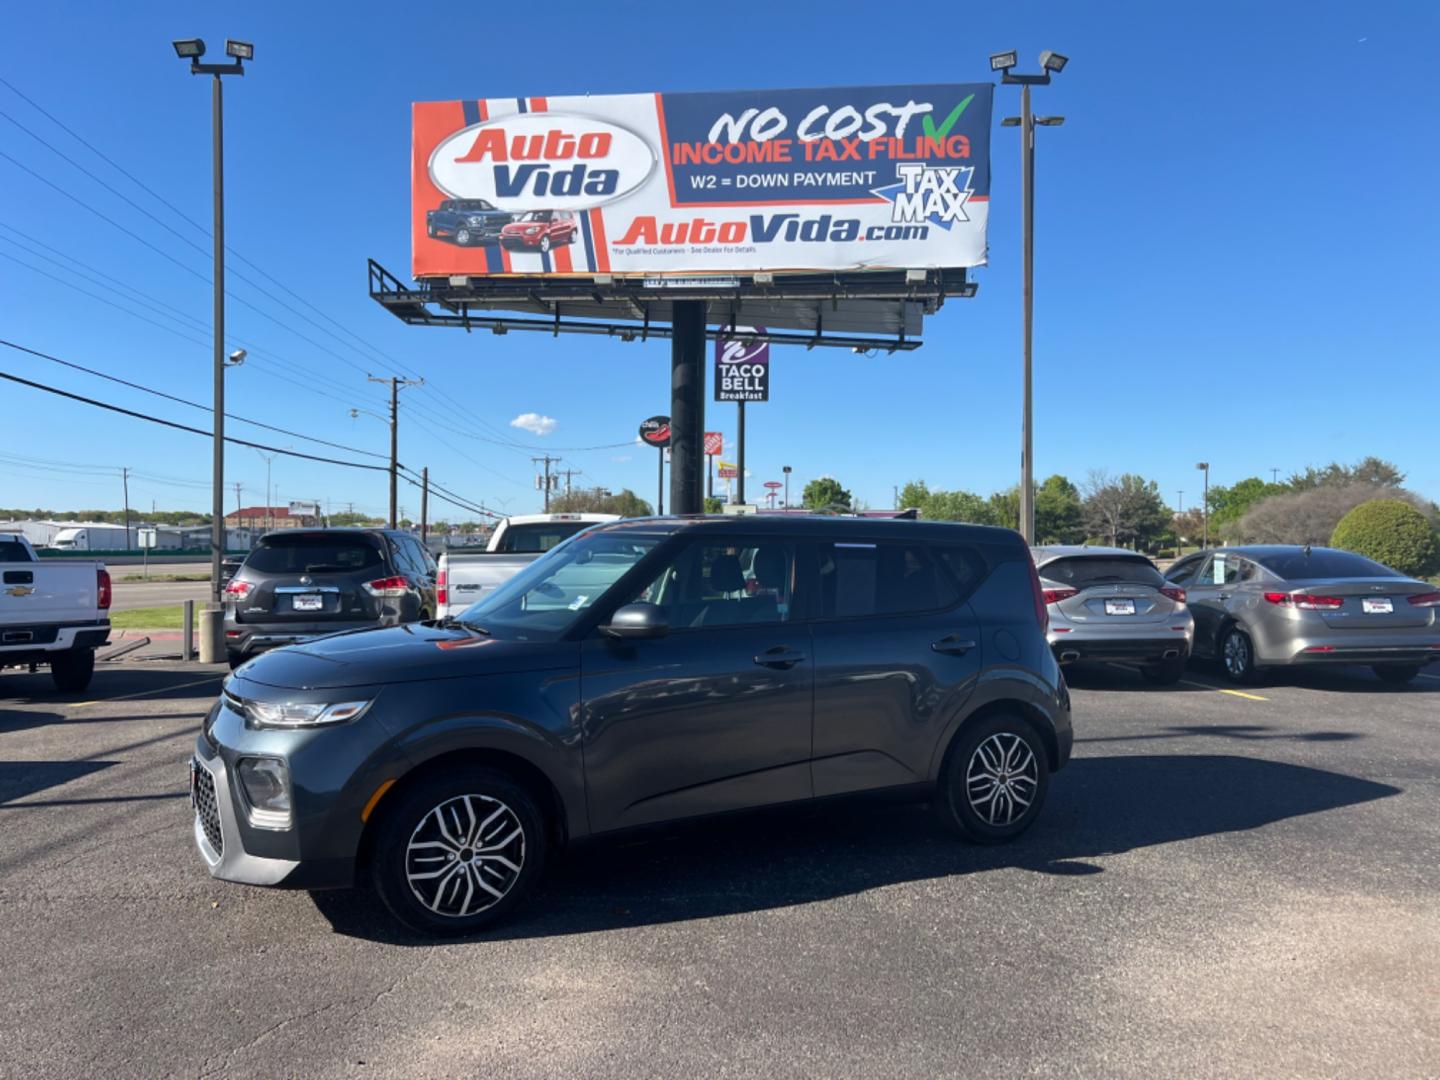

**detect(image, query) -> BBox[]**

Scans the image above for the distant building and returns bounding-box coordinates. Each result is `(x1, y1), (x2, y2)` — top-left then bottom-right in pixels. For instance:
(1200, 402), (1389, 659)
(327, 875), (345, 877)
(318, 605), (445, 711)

(223, 506), (321, 530)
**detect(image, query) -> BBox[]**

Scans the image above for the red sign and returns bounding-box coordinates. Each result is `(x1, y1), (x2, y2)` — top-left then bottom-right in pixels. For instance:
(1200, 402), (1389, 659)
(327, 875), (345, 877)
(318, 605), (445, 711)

(704, 432), (723, 456)
(764, 481), (783, 490)
(718, 465), (738, 479)
(639, 415), (671, 448)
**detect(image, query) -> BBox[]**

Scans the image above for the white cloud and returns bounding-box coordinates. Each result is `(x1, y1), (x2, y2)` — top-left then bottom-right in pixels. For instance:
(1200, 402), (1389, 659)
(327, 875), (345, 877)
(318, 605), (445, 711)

(510, 412), (557, 437)
(611, 455), (632, 463)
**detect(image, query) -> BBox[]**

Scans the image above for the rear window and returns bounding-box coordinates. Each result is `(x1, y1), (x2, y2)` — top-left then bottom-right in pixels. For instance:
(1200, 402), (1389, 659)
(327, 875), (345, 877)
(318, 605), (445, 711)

(1038, 555), (1163, 588)
(244, 535), (385, 574)
(494, 522), (592, 553)
(1256, 549), (1396, 580)
(818, 542), (960, 618)
(1, 540), (33, 561)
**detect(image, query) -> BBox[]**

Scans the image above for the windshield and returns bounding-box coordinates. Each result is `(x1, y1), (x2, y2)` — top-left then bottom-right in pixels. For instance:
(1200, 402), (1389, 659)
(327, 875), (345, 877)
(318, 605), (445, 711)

(1039, 555), (1163, 588)
(516, 211), (550, 222)
(1256, 549), (1398, 580)
(494, 521), (594, 553)
(460, 531), (661, 640)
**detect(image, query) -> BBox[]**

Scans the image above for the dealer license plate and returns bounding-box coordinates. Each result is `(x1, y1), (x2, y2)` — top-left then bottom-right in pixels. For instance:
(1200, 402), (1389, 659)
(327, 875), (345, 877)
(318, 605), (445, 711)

(1104, 599), (1136, 616)
(1362, 597), (1392, 614)
(292, 594), (324, 612)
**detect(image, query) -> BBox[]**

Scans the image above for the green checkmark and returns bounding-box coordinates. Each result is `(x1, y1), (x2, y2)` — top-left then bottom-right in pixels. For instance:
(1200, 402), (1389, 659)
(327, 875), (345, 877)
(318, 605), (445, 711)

(922, 93), (976, 147)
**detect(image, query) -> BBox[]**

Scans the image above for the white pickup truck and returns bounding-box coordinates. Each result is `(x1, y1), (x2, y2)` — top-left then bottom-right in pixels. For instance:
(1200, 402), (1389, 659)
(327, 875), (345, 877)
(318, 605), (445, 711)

(436, 513), (619, 619)
(0, 532), (112, 692)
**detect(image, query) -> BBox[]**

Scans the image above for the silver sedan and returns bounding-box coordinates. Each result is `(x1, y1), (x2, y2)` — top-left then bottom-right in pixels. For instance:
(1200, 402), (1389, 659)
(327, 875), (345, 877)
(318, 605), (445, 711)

(1032, 546), (1194, 684)
(1163, 545), (1440, 685)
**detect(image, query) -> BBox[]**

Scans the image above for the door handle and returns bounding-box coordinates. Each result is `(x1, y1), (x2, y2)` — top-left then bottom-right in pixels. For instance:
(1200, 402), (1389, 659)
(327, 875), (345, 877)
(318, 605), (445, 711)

(932, 635), (977, 656)
(1216, 594), (1231, 602)
(754, 647), (806, 669)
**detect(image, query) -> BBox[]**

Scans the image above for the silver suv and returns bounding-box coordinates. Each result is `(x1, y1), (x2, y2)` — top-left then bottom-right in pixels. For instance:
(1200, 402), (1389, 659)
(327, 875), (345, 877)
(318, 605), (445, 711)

(1032, 546), (1194, 684)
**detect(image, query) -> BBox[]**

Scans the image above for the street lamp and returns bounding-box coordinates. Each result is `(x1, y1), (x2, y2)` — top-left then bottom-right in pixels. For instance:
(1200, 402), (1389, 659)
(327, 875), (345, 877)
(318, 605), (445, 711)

(993, 49), (1067, 544)
(1196, 462), (1210, 549)
(782, 464), (792, 509)
(173, 36), (252, 602)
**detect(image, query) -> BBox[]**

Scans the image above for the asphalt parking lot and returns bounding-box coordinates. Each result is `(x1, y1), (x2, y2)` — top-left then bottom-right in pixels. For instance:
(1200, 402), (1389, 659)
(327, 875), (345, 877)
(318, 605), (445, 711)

(1, 661), (1436, 1079)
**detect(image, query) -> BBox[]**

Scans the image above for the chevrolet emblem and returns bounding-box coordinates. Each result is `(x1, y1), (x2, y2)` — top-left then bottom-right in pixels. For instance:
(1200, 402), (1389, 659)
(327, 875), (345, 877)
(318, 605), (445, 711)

(6, 585), (35, 597)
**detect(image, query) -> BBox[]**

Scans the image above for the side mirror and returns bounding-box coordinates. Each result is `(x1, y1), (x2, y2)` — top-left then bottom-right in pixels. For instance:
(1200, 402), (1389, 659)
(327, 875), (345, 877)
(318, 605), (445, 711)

(602, 602), (669, 640)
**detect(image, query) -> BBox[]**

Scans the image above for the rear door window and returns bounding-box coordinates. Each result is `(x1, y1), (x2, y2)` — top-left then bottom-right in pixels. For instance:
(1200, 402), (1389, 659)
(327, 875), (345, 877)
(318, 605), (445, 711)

(817, 541), (959, 619)
(245, 535), (385, 574)
(0, 540), (32, 561)
(1038, 556), (1163, 589)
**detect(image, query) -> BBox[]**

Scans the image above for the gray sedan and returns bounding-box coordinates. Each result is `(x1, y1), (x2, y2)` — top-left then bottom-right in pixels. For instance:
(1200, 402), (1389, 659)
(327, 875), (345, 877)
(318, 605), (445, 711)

(1032, 546), (1194, 684)
(1163, 545), (1440, 684)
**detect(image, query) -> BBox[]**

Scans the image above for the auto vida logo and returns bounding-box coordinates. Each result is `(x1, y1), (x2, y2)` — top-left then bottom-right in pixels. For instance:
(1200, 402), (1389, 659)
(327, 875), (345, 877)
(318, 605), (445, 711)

(429, 113), (656, 212)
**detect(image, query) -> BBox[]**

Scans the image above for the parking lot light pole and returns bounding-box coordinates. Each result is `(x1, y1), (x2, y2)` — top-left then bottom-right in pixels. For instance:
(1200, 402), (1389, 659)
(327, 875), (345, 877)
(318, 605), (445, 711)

(994, 49), (1067, 544)
(783, 464), (792, 509)
(1196, 462), (1210, 548)
(173, 37), (251, 603)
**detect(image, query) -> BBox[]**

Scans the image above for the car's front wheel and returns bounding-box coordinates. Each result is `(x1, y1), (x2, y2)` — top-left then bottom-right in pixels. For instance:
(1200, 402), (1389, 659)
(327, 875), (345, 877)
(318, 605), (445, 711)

(1220, 625), (1261, 684)
(455, 228), (471, 246)
(1373, 664), (1421, 685)
(370, 768), (546, 936)
(50, 648), (95, 693)
(935, 714), (1050, 844)
(539, 235), (551, 253)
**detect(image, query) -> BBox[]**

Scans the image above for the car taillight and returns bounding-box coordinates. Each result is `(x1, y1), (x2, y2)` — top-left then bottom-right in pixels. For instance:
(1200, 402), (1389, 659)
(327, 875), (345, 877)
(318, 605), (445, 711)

(363, 576), (410, 598)
(1026, 559), (1048, 634)
(436, 568), (448, 606)
(97, 567), (112, 610)
(1042, 587), (1078, 605)
(1293, 593), (1344, 610)
(1160, 586), (1187, 604)
(1407, 591), (1440, 607)
(1263, 592), (1290, 605)
(225, 580), (253, 600)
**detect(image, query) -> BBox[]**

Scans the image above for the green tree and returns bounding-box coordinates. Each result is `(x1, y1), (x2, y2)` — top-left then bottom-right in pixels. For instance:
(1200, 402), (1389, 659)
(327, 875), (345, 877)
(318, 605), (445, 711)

(703, 497), (725, 514)
(1082, 471), (1171, 551)
(1331, 499), (1439, 576)
(549, 487), (654, 517)
(1034, 474), (1083, 543)
(802, 477), (852, 512)
(898, 480), (931, 511)
(988, 487), (1020, 531)
(926, 490), (995, 524)
(1208, 476), (1287, 532)
(1288, 456), (1405, 491)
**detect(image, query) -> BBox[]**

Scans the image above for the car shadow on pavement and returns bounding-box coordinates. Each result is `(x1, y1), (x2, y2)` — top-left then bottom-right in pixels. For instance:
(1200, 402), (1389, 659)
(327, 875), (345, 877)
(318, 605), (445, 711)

(0, 760), (116, 804)
(1058, 666), (1213, 692)
(310, 753), (1400, 946)
(1078, 724), (1364, 745)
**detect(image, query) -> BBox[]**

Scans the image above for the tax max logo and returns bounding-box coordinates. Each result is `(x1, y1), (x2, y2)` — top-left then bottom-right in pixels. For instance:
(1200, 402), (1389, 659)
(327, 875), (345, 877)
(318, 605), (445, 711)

(871, 164), (976, 231)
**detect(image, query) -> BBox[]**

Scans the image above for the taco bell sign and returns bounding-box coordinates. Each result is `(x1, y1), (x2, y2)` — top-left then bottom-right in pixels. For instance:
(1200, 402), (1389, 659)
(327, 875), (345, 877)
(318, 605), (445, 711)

(715, 330), (769, 403)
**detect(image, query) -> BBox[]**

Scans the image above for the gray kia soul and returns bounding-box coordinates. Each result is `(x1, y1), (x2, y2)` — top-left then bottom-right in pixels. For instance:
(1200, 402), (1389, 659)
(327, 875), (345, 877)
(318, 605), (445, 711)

(192, 516), (1072, 936)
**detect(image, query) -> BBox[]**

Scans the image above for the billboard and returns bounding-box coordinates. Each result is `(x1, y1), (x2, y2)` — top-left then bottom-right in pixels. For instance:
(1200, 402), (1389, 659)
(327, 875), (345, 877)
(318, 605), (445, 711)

(715, 331), (769, 402)
(412, 83), (992, 279)
(703, 432), (724, 456)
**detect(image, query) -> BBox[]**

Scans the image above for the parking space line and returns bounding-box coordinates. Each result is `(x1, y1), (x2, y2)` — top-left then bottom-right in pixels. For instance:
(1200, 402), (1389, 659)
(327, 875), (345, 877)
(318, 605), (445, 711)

(70, 675), (222, 708)
(1177, 678), (1268, 701)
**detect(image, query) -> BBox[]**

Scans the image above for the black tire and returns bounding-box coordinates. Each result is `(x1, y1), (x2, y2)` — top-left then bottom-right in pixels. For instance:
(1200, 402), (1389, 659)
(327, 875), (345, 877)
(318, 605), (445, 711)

(1373, 664), (1421, 685)
(370, 767), (546, 936)
(455, 228), (471, 246)
(539, 235), (551, 254)
(934, 713), (1050, 844)
(1219, 624), (1261, 685)
(50, 648), (95, 693)
(1141, 656), (1186, 685)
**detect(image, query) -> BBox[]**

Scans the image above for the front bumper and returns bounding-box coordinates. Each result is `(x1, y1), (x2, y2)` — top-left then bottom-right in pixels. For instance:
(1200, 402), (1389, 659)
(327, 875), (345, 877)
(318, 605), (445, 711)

(500, 233), (546, 249)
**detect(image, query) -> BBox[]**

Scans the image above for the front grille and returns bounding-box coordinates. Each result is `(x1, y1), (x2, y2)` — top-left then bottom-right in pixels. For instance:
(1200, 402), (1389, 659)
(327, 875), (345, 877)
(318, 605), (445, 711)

(193, 761), (224, 855)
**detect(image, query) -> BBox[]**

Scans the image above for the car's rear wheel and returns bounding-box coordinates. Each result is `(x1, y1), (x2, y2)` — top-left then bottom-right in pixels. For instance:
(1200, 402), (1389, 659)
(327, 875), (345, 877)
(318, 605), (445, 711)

(539, 235), (551, 254)
(1373, 664), (1421, 685)
(1141, 656), (1186, 685)
(1220, 625), (1261, 684)
(935, 714), (1050, 844)
(50, 648), (95, 693)
(455, 228), (471, 246)
(370, 768), (546, 936)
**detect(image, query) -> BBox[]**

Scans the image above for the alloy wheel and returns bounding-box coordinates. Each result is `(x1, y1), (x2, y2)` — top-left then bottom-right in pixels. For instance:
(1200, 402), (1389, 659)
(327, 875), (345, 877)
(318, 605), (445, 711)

(404, 794), (525, 918)
(965, 732), (1038, 827)
(1224, 631), (1249, 679)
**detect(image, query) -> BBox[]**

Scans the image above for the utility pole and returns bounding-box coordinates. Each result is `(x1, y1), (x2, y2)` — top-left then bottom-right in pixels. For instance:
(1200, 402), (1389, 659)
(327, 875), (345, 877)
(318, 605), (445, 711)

(1270, 467), (1280, 484)
(1196, 462), (1210, 549)
(420, 467), (429, 543)
(368, 374), (424, 528)
(893, 484), (899, 510)
(562, 467), (581, 495)
(121, 467), (132, 552)
(532, 454), (560, 512)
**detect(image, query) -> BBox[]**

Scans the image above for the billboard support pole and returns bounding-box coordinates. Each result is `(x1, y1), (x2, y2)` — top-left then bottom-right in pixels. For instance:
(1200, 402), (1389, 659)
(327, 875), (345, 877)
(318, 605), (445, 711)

(707, 455), (713, 501)
(657, 449), (664, 516)
(669, 301), (705, 516)
(737, 401), (746, 506)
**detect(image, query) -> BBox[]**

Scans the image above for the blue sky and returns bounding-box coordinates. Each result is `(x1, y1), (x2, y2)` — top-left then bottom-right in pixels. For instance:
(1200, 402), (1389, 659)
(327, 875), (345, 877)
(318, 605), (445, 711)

(2, 1), (1438, 521)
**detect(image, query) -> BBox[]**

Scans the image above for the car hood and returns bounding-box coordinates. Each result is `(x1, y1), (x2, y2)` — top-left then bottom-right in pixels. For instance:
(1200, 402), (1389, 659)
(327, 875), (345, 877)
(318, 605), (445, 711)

(233, 623), (573, 690)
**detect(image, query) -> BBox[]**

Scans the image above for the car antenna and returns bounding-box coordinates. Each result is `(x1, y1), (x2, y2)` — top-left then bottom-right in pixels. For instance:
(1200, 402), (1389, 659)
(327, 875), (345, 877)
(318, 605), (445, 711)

(1302, 543), (1311, 556)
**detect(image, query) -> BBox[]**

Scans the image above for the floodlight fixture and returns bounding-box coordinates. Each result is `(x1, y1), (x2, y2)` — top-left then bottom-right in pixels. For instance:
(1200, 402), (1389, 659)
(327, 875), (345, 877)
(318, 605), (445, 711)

(225, 40), (254, 60)
(172, 38), (206, 59)
(1040, 50), (1068, 73)
(1035, 116), (1066, 127)
(1001, 116), (1021, 127)
(990, 51), (1018, 72)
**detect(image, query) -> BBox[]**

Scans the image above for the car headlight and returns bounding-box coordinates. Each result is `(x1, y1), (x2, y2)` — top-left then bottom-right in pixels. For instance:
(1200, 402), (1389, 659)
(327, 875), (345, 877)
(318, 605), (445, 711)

(242, 699), (372, 729)
(467, 215), (485, 225)
(237, 757), (292, 827)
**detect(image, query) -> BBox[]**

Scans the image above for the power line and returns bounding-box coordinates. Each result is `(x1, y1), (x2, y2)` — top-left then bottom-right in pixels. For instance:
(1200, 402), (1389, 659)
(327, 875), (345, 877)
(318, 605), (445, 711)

(0, 338), (390, 461)
(0, 367), (392, 472)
